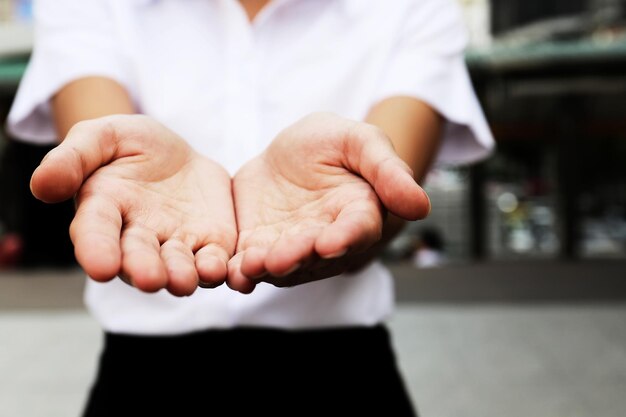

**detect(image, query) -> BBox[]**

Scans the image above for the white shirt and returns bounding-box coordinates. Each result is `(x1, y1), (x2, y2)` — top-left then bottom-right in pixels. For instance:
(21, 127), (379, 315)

(7, 0), (495, 334)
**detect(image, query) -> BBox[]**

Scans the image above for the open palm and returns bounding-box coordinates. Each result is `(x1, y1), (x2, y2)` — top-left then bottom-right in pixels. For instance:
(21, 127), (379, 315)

(30, 115), (237, 296)
(227, 112), (430, 293)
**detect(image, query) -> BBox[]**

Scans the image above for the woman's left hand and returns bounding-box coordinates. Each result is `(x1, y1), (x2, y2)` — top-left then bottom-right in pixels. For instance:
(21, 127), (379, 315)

(227, 112), (430, 293)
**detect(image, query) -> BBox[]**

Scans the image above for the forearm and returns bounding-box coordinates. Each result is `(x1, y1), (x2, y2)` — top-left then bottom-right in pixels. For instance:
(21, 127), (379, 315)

(51, 76), (136, 139)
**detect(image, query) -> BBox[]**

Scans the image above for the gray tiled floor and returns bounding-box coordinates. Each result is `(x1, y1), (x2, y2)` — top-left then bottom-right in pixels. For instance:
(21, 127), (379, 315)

(391, 304), (626, 417)
(1, 265), (626, 417)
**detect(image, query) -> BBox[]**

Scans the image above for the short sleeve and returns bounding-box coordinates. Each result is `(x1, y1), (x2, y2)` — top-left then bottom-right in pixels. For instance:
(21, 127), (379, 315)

(372, 0), (495, 166)
(6, 0), (132, 144)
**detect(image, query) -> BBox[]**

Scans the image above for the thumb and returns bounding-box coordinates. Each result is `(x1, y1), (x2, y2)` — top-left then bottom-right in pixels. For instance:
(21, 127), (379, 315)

(344, 123), (431, 221)
(30, 117), (125, 203)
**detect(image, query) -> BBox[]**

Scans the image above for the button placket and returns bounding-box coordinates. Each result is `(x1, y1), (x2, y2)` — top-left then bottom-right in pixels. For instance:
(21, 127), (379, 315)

(218, 1), (260, 169)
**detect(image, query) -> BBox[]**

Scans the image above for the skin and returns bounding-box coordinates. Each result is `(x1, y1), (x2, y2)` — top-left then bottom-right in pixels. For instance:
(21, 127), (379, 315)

(239, 0), (269, 21)
(32, 114), (237, 296)
(32, 1), (444, 295)
(227, 111), (434, 293)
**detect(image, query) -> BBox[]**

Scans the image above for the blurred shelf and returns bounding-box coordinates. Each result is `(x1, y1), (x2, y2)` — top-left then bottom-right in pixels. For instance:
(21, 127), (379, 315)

(0, 55), (27, 89)
(0, 21), (33, 58)
(0, 22), (31, 91)
(466, 37), (626, 74)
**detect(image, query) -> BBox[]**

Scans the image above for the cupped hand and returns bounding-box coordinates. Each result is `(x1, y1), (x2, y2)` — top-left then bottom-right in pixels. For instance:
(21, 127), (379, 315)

(30, 115), (237, 296)
(227, 112), (431, 293)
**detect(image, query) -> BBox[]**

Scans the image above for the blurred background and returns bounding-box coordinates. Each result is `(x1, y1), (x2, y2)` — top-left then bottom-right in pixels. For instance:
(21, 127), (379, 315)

(1, 1), (625, 417)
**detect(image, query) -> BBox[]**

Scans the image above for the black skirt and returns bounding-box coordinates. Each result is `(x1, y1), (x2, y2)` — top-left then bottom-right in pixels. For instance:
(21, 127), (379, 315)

(82, 324), (418, 417)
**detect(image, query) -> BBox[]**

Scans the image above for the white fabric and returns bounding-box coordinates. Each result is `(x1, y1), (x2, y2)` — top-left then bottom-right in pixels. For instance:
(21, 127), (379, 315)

(7, 0), (495, 334)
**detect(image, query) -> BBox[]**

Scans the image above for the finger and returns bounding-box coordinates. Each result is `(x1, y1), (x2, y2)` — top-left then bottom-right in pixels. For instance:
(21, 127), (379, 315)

(121, 226), (168, 293)
(259, 252), (328, 288)
(69, 195), (122, 282)
(195, 243), (230, 288)
(263, 232), (317, 277)
(30, 149), (84, 203)
(345, 125), (431, 220)
(238, 246), (270, 280)
(315, 203), (382, 258)
(30, 118), (125, 203)
(160, 239), (199, 296)
(226, 252), (257, 294)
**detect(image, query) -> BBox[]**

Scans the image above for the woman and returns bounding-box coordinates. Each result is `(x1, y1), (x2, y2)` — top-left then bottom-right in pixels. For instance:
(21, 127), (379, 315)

(8, 0), (494, 415)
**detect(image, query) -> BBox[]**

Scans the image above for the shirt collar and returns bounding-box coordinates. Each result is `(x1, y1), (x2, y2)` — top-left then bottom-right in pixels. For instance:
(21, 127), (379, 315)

(136, 0), (357, 9)
(135, 0), (363, 19)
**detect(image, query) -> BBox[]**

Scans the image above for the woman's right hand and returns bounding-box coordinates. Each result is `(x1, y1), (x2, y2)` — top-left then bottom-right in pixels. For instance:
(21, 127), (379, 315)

(30, 114), (237, 296)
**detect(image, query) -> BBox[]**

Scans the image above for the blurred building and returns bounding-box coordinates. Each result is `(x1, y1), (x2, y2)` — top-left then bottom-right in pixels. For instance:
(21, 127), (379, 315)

(393, 0), (626, 264)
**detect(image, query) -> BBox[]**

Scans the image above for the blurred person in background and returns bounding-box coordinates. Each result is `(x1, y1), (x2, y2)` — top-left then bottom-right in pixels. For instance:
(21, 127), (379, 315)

(6, 0), (494, 415)
(413, 226), (447, 268)
(0, 231), (23, 268)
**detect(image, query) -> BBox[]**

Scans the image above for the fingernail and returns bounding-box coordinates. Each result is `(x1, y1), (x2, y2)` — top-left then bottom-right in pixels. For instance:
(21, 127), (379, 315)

(40, 154), (51, 165)
(275, 263), (301, 277)
(40, 149), (58, 165)
(425, 192), (432, 216)
(322, 248), (348, 259)
(250, 271), (268, 280)
(198, 280), (218, 289)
